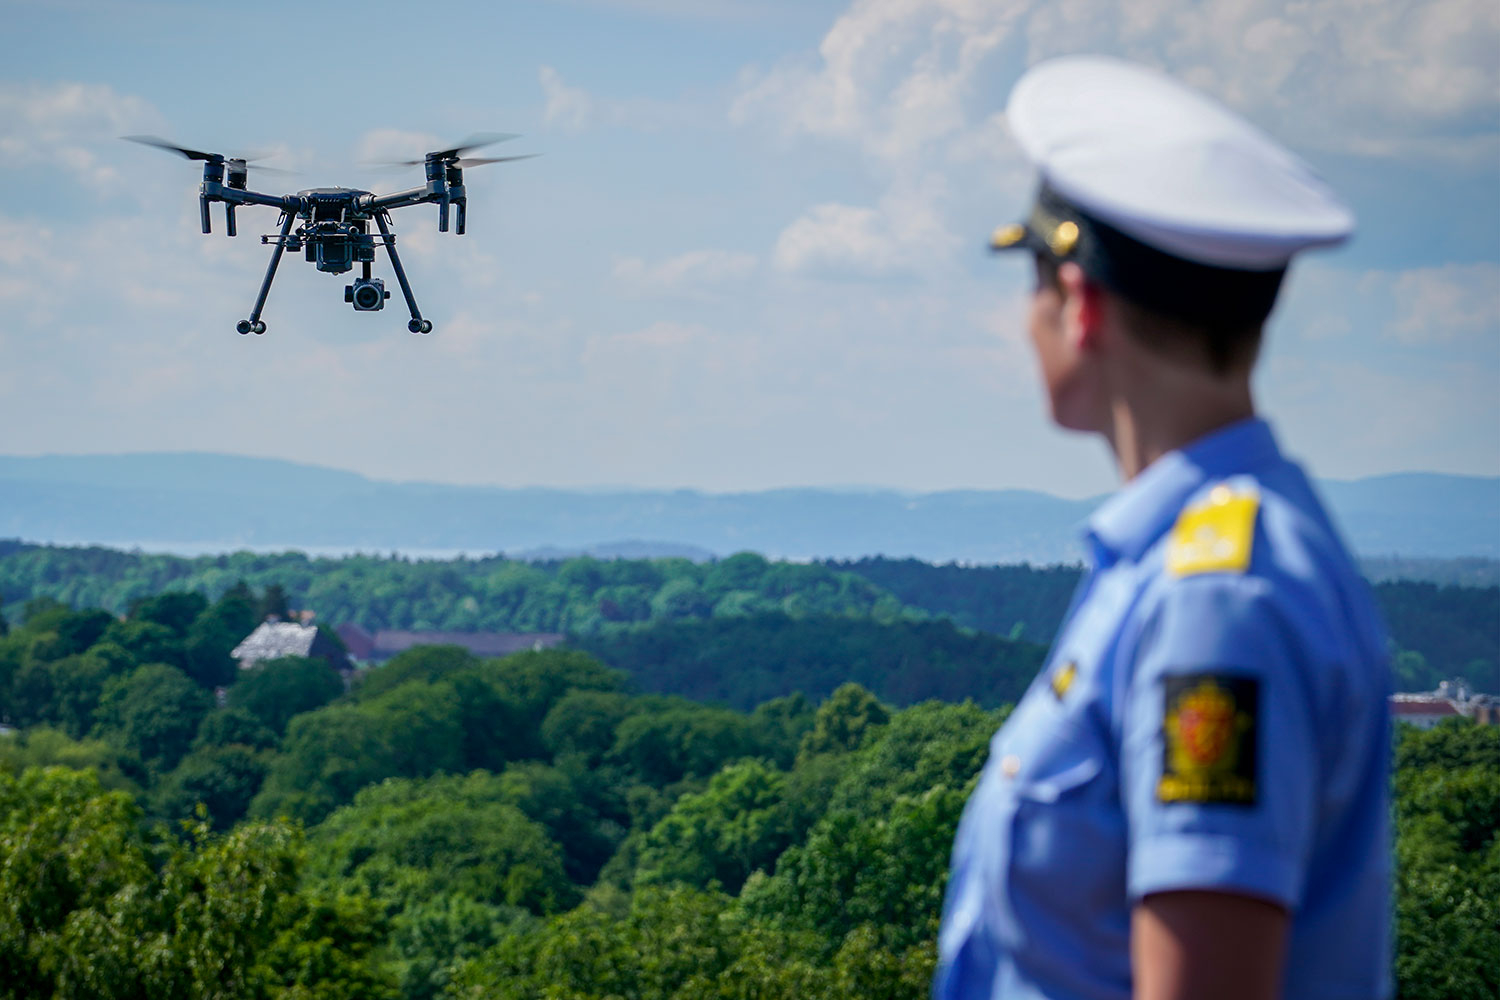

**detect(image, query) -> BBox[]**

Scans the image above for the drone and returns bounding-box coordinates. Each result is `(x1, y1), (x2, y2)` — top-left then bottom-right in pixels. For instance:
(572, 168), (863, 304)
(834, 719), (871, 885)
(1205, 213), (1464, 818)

(124, 133), (534, 335)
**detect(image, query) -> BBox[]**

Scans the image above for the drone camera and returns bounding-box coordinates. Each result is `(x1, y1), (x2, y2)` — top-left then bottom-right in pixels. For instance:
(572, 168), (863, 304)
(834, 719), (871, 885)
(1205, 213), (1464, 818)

(346, 277), (389, 311)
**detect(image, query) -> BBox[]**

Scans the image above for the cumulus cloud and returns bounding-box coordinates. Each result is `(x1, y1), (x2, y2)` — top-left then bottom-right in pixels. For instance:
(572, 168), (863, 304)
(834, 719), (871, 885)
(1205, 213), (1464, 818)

(733, 0), (1023, 166)
(1278, 262), (1500, 348)
(772, 177), (958, 277)
(540, 66), (594, 131)
(0, 82), (162, 187)
(538, 65), (707, 132)
(1034, 0), (1500, 161)
(1383, 263), (1500, 345)
(613, 249), (758, 295)
(354, 128), (443, 165)
(734, 0), (1499, 166)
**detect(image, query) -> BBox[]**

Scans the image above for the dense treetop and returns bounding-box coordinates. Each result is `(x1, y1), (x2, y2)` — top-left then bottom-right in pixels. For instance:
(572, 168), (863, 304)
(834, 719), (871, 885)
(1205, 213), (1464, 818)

(0, 543), (1492, 692)
(0, 575), (1493, 998)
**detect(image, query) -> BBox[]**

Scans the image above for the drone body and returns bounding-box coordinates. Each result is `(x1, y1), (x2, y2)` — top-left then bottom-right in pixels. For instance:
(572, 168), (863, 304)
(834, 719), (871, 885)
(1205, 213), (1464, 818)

(125, 134), (534, 334)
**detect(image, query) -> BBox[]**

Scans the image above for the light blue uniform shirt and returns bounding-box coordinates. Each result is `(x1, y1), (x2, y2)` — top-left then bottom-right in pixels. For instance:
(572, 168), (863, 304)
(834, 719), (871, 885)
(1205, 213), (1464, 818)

(935, 418), (1391, 1000)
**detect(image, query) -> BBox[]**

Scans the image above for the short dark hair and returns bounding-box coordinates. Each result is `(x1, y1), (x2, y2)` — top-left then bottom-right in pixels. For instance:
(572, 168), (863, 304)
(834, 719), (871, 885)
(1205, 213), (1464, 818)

(1033, 253), (1262, 375)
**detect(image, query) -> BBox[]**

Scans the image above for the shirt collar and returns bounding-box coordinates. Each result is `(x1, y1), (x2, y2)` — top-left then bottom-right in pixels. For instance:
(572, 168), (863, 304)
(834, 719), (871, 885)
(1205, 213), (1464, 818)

(1085, 417), (1281, 566)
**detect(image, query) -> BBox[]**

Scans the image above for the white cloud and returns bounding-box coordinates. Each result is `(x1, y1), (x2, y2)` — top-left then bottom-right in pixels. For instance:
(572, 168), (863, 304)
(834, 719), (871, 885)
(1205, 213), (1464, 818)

(539, 66), (594, 131)
(735, 0), (1500, 166)
(1027, 0), (1500, 161)
(0, 82), (162, 187)
(354, 128), (442, 166)
(1278, 261), (1500, 348)
(613, 249), (758, 295)
(1384, 264), (1500, 346)
(772, 177), (957, 276)
(733, 0), (1023, 165)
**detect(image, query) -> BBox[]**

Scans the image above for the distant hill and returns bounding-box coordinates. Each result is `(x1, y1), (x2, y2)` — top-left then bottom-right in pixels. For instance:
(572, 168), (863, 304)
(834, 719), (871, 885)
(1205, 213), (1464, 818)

(0, 452), (1495, 563)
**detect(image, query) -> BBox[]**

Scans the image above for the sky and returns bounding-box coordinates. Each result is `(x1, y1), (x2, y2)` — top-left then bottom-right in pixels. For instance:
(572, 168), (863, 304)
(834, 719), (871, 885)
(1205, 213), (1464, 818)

(0, 0), (1495, 498)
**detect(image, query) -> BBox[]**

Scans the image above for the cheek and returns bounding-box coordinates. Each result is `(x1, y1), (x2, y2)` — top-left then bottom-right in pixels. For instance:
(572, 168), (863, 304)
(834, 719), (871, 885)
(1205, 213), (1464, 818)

(1028, 291), (1091, 430)
(1027, 292), (1065, 388)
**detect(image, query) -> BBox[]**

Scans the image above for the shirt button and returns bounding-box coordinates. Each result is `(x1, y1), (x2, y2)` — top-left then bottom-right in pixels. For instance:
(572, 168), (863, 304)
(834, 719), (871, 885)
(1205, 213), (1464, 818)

(1001, 755), (1021, 779)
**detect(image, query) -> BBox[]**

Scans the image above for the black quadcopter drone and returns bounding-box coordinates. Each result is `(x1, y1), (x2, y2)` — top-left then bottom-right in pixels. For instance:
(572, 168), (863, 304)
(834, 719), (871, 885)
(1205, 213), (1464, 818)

(125, 133), (534, 335)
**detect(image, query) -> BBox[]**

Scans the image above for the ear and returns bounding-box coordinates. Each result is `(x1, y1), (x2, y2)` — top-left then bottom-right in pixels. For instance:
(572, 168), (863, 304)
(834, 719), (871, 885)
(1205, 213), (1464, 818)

(1058, 262), (1107, 351)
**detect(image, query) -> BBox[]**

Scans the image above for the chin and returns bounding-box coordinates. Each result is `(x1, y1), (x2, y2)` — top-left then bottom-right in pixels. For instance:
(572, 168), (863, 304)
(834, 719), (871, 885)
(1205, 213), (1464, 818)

(1046, 397), (1095, 433)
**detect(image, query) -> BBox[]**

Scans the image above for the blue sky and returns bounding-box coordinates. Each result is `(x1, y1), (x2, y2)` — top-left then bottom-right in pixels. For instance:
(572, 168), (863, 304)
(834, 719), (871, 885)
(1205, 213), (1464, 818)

(0, 0), (1495, 497)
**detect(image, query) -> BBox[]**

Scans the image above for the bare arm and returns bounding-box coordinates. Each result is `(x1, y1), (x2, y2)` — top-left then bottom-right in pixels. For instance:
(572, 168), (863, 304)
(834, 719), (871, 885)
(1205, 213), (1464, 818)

(1132, 890), (1289, 1000)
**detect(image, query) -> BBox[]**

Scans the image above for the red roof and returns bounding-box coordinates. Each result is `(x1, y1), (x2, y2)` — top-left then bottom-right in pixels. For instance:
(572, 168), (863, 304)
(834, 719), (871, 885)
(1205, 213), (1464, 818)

(1390, 699), (1460, 717)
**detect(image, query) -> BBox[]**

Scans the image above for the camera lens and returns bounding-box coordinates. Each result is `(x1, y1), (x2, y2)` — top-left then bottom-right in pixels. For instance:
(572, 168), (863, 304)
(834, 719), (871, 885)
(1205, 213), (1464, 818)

(353, 282), (382, 310)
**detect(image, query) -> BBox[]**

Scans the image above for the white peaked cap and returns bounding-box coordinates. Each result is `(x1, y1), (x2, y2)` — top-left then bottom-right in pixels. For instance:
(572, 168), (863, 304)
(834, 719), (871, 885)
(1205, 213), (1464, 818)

(1006, 56), (1354, 269)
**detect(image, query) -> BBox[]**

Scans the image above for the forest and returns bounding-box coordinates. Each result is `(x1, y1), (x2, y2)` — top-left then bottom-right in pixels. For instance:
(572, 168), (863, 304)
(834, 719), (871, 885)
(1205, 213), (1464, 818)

(0, 546), (1495, 998)
(0, 541), (1494, 694)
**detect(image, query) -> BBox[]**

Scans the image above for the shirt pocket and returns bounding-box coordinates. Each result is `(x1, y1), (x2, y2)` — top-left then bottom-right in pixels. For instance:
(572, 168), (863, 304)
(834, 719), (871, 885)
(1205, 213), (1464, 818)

(1002, 713), (1130, 982)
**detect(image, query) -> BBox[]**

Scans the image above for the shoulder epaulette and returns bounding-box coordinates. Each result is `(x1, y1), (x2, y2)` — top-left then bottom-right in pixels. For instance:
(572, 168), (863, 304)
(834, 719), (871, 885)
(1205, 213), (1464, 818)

(1166, 483), (1260, 577)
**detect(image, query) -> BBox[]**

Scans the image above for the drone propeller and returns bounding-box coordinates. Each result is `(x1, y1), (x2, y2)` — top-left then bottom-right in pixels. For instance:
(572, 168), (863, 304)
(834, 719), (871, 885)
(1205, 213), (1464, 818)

(124, 135), (293, 173)
(456, 153), (540, 168)
(428, 132), (519, 160)
(372, 132), (521, 167)
(123, 134), (223, 162)
(225, 157), (295, 177)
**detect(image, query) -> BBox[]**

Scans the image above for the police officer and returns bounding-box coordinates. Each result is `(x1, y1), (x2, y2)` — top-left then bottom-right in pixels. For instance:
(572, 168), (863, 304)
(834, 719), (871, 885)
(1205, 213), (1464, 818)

(934, 57), (1391, 999)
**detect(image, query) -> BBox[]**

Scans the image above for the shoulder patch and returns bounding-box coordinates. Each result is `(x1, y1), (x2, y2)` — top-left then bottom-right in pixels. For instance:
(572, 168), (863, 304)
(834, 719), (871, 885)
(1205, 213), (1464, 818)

(1166, 484), (1259, 577)
(1158, 673), (1258, 805)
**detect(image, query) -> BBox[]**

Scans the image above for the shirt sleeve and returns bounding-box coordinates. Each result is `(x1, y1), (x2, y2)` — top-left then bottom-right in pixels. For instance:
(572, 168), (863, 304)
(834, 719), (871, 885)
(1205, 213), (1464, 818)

(1120, 572), (1318, 910)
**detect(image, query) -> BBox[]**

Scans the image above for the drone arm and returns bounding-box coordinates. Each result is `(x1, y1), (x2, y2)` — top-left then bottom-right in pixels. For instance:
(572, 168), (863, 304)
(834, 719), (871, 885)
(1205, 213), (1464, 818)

(219, 188), (299, 211)
(201, 183), (298, 237)
(247, 211), (297, 326)
(374, 212), (425, 325)
(363, 187), (432, 213)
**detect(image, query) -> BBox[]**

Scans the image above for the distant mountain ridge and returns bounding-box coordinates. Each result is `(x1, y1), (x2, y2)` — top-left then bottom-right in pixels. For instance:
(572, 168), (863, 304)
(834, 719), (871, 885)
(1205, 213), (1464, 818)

(0, 452), (1495, 563)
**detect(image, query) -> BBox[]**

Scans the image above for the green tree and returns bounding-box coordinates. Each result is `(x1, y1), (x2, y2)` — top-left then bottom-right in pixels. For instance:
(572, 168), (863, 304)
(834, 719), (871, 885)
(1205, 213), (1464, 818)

(610, 701), (756, 786)
(0, 727), (144, 795)
(798, 682), (891, 758)
(307, 772), (576, 917)
(541, 689), (634, 765)
(636, 759), (794, 894)
(92, 663), (212, 771)
(99, 618), (184, 671)
(651, 578), (713, 620)
(0, 766), (375, 1000)
(264, 891), (400, 1000)
(194, 707), (278, 752)
(496, 761), (619, 885)
(37, 652), (121, 737)
(251, 704), (400, 825)
(229, 657), (346, 737)
(257, 583), (292, 623)
(154, 744), (269, 830)
(184, 588), (260, 689)
(131, 590), (209, 636)
(354, 645), (480, 702)
(387, 894), (513, 1000)
(50, 608), (116, 658)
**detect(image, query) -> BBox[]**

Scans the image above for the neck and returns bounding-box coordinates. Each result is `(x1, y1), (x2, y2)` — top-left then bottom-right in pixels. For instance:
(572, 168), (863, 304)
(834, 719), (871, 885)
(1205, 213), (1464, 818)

(1101, 359), (1256, 481)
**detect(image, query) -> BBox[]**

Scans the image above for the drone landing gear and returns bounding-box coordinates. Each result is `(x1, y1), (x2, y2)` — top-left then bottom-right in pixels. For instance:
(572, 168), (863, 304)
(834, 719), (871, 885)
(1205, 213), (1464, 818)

(237, 211), (297, 335)
(375, 212), (432, 335)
